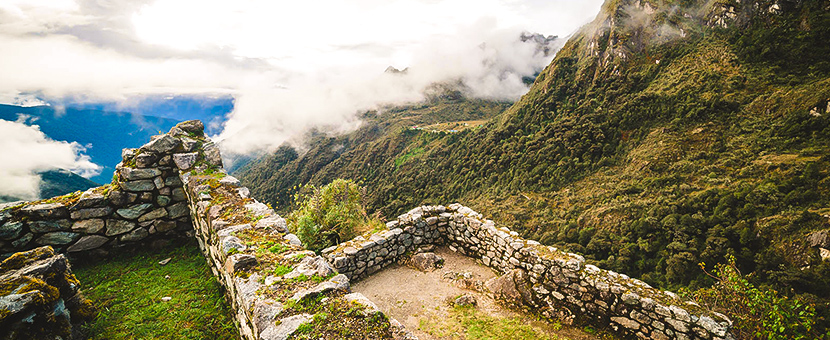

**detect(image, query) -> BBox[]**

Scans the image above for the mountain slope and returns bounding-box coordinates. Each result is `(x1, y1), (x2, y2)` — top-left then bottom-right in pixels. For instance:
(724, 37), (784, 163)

(0, 104), (180, 183)
(237, 0), (830, 329)
(0, 169), (99, 203)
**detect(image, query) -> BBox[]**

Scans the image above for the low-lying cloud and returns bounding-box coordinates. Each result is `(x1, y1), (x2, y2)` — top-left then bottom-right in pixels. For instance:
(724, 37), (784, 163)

(0, 117), (101, 200)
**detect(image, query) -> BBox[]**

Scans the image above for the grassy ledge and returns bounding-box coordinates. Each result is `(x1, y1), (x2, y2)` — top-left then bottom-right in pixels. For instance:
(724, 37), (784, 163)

(72, 243), (239, 340)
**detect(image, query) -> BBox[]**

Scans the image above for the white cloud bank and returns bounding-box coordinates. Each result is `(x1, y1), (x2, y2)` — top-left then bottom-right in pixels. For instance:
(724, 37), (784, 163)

(0, 0), (605, 184)
(0, 118), (101, 200)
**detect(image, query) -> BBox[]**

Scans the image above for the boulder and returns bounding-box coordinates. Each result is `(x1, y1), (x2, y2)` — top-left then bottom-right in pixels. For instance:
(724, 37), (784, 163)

(410, 252), (444, 272)
(142, 134), (181, 154)
(175, 120), (204, 134)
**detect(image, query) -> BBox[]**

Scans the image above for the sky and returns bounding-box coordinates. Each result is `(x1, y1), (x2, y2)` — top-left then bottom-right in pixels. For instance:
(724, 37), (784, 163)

(0, 0), (604, 198)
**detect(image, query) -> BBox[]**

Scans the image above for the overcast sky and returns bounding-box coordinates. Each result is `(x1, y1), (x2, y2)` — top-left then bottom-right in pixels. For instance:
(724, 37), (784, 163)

(0, 0), (604, 198)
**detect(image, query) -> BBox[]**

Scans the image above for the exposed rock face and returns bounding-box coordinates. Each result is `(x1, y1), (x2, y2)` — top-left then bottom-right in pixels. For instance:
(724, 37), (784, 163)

(0, 246), (95, 339)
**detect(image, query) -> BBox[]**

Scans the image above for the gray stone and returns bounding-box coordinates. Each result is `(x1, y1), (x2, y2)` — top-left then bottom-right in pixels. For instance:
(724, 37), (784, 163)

(73, 191), (107, 209)
(454, 293), (477, 307)
(410, 252), (444, 272)
(176, 120), (204, 134)
(204, 143), (223, 167)
(221, 236), (246, 254)
(164, 176), (183, 187)
(142, 134), (181, 154)
(106, 219), (136, 236)
(611, 316), (641, 330)
(36, 232), (80, 245)
(120, 227), (149, 242)
(138, 208), (168, 222)
(253, 299), (284, 335)
(120, 180), (156, 192)
(224, 254), (258, 273)
(166, 202), (189, 219)
(21, 203), (68, 219)
(172, 188), (187, 202)
(116, 203), (154, 219)
(180, 137), (199, 152)
(284, 233), (302, 246)
(153, 177), (164, 189)
(173, 153), (198, 170)
(156, 195), (171, 206)
(809, 230), (830, 248)
(134, 153), (158, 168)
(219, 176), (240, 187)
(290, 274), (350, 301)
(29, 220), (71, 233)
(155, 220), (177, 233)
(67, 235), (109, 252)
(285, 256), (335, 279)
(109, 190), (137, 206)
(0, 221), (23, 240)
(71, 207), (113, 220)
(259, 314), (311, 340)
(256, 215), (288, 233)
(343, 293), (380, 312)
(11, 233), (33, 248)
(122, 148), (137, 161)
(118, 167), (161, 181)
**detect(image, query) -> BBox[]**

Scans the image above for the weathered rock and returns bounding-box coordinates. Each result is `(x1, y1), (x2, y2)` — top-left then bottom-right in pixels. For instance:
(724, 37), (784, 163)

(410, 252), (444, 272)
(164, 176), (183, 187)
(134, 153), (158, 168)
(808, 230), (830, 248)
(142, 134), (181, 154)
(204, 143), (223, 167)
(224, 254), (258, 273)
(21, 203), (68, 219)
(172, 188), (188, 202)
(156, 195), (171, 206)
(118, 167), (161, 181)
(106, 219), (136, 236)
(284, 234), (302, 246)
(486, 269), (522, 301)
(155, 220), (178, 233)
(70, 207), (113, 220)
(0, 221), (23, 240)
(138, 207), (168, 222)
(0, 246), (95, 339)
(343, 293), (380, 313)
(28, 220), (71, 233)
(173, 153), (198, 170)
(176, 120), (204, 134)
(454, 293), (477, 307)
(120, 180), (156, 192)
(35, 232), (80, 245)
(108, 190), (138, 206)
(259, 314), (311, 340)
(290, 274), (350, 301)
(166, 202), (189, 219)
(72, 191), (107, 209)
(116, 203), (154, 219)
(11, 233), (33, 248)
(285, 256), (335, 279)
(120, 227), (149, 242)
(180, 137), (199, 152)
(67, 235), (109, 252)
(72, 219), (104, 234)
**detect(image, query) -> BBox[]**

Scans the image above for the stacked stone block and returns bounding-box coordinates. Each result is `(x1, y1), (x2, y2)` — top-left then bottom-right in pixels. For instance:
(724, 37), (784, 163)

(324, 204), (734, 340)
(0, 120), (214, 259)
(0, 246), (95, 339)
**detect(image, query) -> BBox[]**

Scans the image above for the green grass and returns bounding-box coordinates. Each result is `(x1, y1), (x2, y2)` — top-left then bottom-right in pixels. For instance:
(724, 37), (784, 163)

(72, 243), (239, 340)
(419, 305), (564, 340)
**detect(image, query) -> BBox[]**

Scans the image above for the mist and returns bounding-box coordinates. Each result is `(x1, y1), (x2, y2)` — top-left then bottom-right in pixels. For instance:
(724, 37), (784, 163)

(0, 118), (101, 200)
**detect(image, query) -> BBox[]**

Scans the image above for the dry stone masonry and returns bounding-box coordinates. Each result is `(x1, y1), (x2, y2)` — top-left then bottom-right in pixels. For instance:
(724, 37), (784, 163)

(0, 120), (211, 259)
(0, 246), (95, 339)
(324, 204), (735, 340)
(1, 120), (735, 340)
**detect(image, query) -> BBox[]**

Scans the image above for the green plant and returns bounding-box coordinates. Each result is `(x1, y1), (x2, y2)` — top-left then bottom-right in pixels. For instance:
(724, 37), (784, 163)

(288, 179), (381, 252)
(693, 255), (818, 340)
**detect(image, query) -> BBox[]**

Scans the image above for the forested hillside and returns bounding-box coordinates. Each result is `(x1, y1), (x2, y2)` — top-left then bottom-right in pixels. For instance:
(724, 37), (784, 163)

(237, 0), (830, 330)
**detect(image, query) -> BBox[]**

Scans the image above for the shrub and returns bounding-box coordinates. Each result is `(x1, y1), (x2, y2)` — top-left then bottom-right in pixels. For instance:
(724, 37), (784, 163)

(288, 179), (382, 252)
(692, 255), (819, 340)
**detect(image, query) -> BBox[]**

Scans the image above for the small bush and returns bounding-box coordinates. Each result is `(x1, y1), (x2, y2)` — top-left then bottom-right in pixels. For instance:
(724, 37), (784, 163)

(692, 255), (819, 340)
(288, 179), (383, 252)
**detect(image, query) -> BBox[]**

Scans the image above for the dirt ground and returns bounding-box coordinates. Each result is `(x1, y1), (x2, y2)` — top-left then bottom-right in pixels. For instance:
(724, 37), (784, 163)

(351, 247), (602, 340)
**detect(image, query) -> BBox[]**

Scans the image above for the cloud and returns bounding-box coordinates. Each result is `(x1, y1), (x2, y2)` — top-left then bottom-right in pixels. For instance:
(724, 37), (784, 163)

(0, 118), (101, 200)
(0, 0), (605, 161)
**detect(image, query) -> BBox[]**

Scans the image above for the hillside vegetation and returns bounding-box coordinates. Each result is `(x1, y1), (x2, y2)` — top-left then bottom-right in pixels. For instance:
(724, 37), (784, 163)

(237, 0), (830, 334)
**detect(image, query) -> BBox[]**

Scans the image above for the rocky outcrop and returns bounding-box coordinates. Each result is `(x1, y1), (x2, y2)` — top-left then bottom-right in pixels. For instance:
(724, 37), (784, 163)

(0, 120), (214, 260)
(0, 246), (95, 340)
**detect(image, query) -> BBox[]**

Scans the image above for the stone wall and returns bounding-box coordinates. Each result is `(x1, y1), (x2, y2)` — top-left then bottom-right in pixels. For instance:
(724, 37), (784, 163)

(324, 204), (734, 340)
(181, 156), (415, 340)
(0, 246), (95, 339)
(0, 120), (215, 259)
